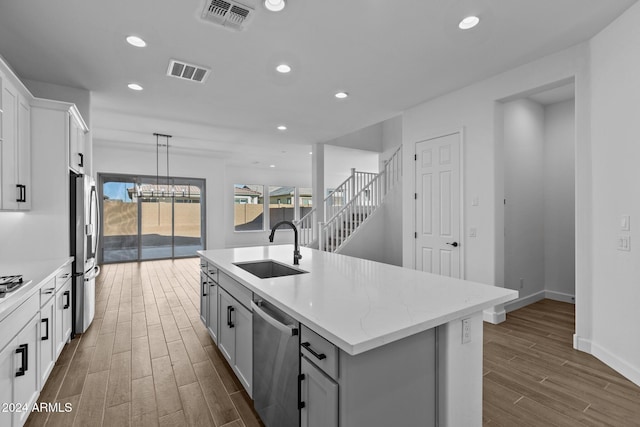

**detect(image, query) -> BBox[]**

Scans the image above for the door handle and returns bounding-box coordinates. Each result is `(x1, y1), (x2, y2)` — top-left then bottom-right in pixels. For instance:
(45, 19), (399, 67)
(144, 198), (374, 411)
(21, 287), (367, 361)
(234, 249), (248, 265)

(63, 290), (71, 309)
(446, 242), (459, 247)
(15, 344), (28, 377)
(78, 153), (84, 167)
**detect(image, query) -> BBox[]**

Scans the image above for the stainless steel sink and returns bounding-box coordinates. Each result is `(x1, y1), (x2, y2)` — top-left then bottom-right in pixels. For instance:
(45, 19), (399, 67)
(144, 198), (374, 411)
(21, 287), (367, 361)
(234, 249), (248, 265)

(234, 260), (308, 279)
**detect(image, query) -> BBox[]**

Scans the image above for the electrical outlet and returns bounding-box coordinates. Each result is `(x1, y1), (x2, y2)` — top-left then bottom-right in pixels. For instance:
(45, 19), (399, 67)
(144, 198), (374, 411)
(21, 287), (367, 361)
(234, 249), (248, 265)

(462, 318), (471, 344)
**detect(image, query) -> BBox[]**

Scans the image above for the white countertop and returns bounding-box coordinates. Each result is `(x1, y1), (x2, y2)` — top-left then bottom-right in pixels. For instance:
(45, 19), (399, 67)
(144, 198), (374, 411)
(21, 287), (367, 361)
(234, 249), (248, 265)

(0, 257), (73, 322)
(199, 246), (517, 355)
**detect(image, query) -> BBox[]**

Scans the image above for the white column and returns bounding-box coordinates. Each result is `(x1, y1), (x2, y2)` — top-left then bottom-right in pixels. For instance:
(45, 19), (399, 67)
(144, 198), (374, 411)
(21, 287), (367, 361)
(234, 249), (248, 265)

(312, 143), (325, 238)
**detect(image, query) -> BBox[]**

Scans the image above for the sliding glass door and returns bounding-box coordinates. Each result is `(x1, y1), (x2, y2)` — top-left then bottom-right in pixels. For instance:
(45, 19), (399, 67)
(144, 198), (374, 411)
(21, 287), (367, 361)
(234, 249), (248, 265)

(99, 174), (205, 263)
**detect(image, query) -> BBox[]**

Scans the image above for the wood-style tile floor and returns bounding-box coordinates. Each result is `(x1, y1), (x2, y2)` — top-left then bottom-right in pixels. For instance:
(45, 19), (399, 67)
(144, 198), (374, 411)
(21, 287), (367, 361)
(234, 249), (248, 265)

(25, 259), (640, 426)
(25, 258), (263, 427)
(483, 299), (640, 426)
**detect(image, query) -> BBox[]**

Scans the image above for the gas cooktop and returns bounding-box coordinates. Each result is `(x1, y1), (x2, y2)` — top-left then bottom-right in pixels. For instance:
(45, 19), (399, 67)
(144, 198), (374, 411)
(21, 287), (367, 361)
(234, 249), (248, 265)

(0, 275), (25, 297)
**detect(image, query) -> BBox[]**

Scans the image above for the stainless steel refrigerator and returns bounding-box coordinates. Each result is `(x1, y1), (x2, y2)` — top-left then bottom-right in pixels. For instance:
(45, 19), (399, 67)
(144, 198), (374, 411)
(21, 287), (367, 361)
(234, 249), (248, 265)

(70, 172), (100, 334)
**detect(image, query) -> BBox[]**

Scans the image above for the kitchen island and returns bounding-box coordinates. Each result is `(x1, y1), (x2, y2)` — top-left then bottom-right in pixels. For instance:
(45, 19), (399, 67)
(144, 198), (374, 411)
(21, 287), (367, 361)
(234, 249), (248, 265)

(199, 245), (517, 427)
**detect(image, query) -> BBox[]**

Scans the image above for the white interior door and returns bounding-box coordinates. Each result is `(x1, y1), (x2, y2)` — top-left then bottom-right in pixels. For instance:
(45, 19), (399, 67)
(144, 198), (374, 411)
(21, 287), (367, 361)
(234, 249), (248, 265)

(415, 133), (461, 277)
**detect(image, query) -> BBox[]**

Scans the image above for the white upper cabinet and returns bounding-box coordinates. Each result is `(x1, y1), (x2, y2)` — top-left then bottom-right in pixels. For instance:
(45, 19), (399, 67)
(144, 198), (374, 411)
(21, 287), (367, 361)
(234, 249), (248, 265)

(0, 72), (31, 211)
(68, 109), (86, 174)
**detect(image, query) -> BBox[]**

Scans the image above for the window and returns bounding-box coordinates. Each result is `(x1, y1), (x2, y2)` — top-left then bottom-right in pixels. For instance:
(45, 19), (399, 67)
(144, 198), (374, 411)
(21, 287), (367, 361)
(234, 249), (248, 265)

(234, 184), (264, 231)
(100, 174), (206, 263)
(269, 186), (295, 228)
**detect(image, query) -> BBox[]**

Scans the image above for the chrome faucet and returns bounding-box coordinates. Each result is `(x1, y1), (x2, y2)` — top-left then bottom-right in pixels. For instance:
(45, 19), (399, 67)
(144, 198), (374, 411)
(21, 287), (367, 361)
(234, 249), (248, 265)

(269, 221), (302, 265)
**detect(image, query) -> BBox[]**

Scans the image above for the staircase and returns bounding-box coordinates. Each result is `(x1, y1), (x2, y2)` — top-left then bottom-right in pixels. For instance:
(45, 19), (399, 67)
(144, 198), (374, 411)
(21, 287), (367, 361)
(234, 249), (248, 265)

(294, 145), (402, 253)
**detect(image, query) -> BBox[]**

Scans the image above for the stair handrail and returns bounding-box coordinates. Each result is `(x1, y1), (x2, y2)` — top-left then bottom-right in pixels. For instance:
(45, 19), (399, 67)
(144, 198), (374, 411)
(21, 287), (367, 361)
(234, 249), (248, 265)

(319, 145), (403, 252)
(294, 169), (377, 246)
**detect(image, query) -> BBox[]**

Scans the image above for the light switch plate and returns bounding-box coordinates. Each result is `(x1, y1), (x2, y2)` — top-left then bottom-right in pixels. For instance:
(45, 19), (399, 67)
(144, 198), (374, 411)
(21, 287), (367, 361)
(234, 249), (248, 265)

(469, 228), (477, 238)
(618, 235), (631, 251)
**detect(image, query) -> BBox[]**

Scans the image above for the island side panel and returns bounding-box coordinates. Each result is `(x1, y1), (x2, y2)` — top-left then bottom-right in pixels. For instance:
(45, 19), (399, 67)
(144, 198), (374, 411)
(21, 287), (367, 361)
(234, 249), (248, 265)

(339, 327), (437, 427)
(438, 312), (484, 426)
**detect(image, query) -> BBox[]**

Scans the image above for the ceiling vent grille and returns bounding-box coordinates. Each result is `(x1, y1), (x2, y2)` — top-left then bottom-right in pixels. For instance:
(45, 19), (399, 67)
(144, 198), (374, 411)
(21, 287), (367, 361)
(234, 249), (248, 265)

(167, 60), (211, 83)
(200, 0), (254, 31)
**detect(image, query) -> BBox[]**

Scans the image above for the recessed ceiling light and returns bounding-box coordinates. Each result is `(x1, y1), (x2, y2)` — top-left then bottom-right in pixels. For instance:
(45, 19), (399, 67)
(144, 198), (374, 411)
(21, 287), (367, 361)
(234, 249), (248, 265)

(276, 64), (291, 73)
(126, 35), (147, 47)
(270, 164), (276, 168)
(277, 125), (287, 131)
(309, 151), (313, 155)
(128, 83), (143, 91)
(335, 91), (349, 99)
(265, 0), (286, 12)
(458, 16), (480, 30)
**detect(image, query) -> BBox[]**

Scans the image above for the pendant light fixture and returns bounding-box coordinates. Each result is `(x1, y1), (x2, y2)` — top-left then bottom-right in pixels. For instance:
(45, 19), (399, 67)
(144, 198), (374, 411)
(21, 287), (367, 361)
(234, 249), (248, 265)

(154, 133), (173, 198)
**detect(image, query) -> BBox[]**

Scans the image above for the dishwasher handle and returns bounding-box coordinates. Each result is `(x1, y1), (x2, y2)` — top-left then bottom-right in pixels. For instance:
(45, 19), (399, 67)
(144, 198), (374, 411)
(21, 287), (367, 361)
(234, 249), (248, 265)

(251, 301), (298, 336)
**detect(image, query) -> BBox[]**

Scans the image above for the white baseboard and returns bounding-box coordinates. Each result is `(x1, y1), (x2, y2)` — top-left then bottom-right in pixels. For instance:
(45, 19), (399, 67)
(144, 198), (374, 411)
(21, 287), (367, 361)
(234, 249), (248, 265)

(504, 290), (576, 314)
(545, 290), (575, 304)
(504, 290), (545, 313)
(573, 334), (592, 352)
(591, 341), (640, 388)
(483, 307), (506, 324)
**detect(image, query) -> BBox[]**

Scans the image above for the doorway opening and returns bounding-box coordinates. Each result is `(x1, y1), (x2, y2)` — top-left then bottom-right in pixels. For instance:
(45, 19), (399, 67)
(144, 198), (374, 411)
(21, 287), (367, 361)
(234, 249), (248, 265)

(498, 81), (576, 311)
(98, 173), (206, 263)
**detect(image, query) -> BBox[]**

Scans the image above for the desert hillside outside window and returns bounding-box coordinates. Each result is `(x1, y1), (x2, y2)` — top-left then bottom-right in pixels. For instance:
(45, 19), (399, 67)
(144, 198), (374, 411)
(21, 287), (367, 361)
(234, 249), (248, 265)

(234, 184), (264, 231)
(100, 174), (206, 263)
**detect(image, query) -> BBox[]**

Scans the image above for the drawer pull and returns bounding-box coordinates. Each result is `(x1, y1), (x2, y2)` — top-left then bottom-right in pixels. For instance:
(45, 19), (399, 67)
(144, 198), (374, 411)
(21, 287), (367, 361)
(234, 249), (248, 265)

(301, 342), (327, 360)
(42, 287), (55, 295)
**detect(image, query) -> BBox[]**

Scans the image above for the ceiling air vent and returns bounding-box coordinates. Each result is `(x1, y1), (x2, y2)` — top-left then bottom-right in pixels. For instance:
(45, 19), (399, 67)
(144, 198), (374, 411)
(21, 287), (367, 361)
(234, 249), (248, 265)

(200, 0), (254, 31)
(167, 60), (211, 83)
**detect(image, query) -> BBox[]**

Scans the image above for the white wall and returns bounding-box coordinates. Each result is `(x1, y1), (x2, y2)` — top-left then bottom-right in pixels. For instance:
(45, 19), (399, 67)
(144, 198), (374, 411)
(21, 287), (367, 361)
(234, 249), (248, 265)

(93, 140), (226, 250)
(503, 99), (546, 296)
(324, 121), (383, 152)
(544, 100), (575, 299)
(589, 1), (640, 385)
(0, 105), (70, 262)
(224, 164), (311, 248)
(401, 43), (590, 326)
(324, 145), (378, 190)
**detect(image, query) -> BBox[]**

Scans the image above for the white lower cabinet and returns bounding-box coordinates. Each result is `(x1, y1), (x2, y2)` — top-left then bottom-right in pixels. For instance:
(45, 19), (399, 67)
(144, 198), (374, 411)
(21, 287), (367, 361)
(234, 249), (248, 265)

(0, 314), (40, 427)
(39, 293), (56, 387)
(206, 279), (218, 344)
(218, 287), (252, 396)
(300, 356), (339, 427)
(54, 279), (72, 358)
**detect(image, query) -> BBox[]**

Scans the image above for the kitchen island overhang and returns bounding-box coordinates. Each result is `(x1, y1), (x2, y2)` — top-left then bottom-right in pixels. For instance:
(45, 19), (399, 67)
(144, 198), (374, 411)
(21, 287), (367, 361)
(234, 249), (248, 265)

(199, 245), (517, 427)
(198, 245), (517, 356)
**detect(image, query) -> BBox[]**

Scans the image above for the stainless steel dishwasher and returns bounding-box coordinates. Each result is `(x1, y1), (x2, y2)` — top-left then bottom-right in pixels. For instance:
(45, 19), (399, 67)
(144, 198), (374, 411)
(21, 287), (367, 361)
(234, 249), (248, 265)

(252, 298), (300, 427)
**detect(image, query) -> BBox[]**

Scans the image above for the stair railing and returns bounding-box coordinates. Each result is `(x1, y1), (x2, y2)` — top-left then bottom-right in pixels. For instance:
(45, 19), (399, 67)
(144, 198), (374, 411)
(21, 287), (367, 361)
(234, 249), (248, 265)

(319, 145), (402, 252)
(294, 169), (377, 247)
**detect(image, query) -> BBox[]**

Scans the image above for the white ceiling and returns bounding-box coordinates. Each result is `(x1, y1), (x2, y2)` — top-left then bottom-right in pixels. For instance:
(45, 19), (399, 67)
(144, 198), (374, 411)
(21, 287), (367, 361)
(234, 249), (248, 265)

(0, 0), (635, 167)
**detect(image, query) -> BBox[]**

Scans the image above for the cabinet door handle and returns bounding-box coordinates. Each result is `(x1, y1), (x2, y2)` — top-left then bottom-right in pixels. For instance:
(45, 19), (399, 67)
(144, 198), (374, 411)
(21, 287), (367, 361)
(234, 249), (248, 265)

(301, 342), (327, 360)
(78, 153), (84, 167)
(15, 344), (28, 377)
(63, 290), (71, 309)
(298, 373), (306, 409)
(202, 280), (207, 297)
(41, 318), (50, 341)
(15, 184), (26, 203)
(227, 306), (235, 328)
